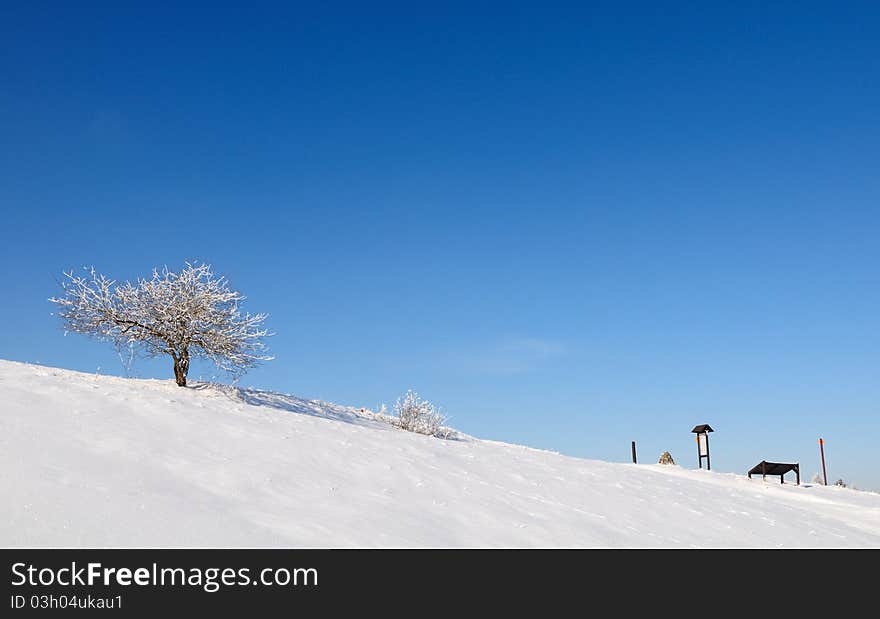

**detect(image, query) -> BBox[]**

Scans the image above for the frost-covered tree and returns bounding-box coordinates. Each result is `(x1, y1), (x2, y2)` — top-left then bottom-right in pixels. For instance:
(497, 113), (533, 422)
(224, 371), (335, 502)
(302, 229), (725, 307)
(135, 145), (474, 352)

(50, 263), (272, 386)
(393, 390), (447, 436)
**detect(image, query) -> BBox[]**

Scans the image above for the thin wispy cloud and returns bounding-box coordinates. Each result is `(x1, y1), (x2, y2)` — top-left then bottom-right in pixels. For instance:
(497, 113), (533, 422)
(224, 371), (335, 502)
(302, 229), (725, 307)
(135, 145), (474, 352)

(464, 337), (566, 375)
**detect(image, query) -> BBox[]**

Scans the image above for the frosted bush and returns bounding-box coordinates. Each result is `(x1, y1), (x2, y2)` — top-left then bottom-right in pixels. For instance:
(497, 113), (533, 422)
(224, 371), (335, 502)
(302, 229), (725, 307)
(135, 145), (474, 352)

(393, 390), (447, 437)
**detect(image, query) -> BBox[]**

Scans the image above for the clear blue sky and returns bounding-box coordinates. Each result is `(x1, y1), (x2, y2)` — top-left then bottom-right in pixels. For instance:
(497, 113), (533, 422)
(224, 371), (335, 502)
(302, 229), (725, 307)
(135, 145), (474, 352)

(2, 2), (878, 489)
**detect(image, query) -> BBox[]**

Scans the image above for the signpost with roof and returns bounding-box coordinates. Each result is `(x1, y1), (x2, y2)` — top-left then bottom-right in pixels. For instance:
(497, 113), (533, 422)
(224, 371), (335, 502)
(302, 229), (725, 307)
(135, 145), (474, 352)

(692, 424), (714, 470)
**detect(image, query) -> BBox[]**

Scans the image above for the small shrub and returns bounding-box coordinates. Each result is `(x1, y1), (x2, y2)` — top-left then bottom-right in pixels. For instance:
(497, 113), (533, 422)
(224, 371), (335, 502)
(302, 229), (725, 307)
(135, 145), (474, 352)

(393, 390), (447, 437)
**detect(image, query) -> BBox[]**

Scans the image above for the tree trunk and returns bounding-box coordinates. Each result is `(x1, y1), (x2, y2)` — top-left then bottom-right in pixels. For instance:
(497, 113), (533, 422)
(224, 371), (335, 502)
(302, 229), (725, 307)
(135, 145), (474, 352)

(173, 351), (190, 387)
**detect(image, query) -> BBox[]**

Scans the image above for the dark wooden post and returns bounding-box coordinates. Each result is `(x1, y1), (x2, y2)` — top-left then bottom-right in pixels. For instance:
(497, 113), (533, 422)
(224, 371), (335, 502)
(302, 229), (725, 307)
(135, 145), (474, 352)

(819, 439), (828, 485)
(705, 433), (711, 471)
(795, 464), (800, 486)
(631, 441), (637, 464)
(761, 461), (766, 481)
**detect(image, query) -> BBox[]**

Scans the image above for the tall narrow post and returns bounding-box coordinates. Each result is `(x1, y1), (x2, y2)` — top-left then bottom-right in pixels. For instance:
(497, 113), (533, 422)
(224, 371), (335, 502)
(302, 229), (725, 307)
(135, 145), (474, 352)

(705, 434), (711, 471)
(819, 438), (828, 486)
(631, 441), (637, 464)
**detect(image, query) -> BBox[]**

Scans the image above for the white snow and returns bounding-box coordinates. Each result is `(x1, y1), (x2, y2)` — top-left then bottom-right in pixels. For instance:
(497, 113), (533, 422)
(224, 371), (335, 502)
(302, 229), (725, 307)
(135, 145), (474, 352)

(1, 359), (879, 548)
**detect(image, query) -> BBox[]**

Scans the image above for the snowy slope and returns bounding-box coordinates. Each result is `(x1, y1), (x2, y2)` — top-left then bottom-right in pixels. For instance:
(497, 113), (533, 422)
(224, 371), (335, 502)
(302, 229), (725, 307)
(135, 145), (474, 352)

(1, 359), (879, 548)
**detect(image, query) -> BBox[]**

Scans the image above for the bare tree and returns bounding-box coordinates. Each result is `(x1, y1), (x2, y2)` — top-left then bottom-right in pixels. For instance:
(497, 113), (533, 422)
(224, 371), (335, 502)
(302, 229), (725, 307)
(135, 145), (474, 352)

(50, 263), (272, 386)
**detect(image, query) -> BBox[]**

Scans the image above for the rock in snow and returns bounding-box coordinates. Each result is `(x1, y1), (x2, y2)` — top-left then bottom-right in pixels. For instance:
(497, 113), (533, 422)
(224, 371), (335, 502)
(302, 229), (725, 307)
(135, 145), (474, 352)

(1, 359), (879, 548)
(658, 451), (675, 465)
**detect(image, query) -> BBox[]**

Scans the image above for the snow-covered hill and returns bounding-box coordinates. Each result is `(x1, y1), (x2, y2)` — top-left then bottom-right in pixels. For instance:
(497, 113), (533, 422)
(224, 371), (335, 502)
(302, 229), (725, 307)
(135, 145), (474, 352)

(2, 359), (878, 548)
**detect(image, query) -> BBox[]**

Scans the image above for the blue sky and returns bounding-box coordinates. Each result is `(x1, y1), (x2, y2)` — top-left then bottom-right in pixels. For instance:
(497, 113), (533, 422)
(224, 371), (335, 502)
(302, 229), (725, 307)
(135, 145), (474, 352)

(1, 2), (878, 489)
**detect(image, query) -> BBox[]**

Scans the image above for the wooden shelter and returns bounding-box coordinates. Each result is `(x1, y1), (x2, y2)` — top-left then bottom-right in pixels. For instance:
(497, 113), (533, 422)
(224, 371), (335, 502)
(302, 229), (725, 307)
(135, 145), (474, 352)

(748, 461), (800, 485)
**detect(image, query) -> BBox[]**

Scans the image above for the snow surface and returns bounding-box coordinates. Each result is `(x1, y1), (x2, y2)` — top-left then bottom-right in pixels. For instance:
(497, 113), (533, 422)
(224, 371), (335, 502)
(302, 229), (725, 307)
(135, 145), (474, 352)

(2, 359), (879, 548)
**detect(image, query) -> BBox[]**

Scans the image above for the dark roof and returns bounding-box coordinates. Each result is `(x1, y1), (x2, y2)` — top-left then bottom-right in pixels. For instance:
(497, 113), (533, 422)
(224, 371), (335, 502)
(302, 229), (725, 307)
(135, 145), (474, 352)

(748, 461), (799, 476)
(691, 424), (714, 433)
